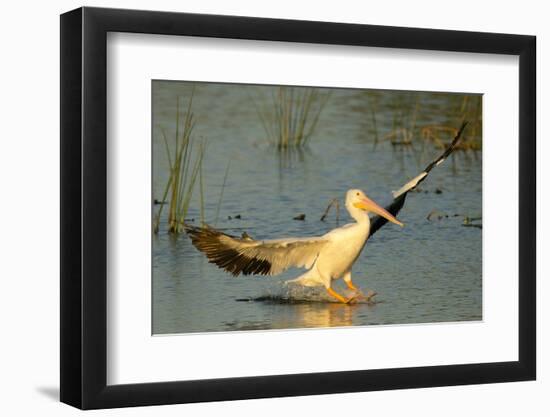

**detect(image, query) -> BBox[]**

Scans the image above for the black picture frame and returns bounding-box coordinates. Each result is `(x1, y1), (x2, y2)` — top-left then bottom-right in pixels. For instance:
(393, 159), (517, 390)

(60, 6), (536, 410)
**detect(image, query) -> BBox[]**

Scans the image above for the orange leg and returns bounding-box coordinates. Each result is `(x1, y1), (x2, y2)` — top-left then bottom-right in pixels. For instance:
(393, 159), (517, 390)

(327, 287), (354, 304)
(345, 280), (359, 292)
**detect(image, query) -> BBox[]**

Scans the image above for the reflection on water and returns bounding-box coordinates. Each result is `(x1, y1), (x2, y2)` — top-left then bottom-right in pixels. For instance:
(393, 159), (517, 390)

(152, 81), (482, 335)
(225, 302), (362, 331)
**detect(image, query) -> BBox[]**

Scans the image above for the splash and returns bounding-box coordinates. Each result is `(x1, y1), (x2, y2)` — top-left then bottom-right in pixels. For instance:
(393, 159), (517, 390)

(236, 283), (379, 305)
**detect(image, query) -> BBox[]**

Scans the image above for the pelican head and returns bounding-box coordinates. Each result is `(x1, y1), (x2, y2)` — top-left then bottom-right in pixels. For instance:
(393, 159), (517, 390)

(346, 189), (404, 227)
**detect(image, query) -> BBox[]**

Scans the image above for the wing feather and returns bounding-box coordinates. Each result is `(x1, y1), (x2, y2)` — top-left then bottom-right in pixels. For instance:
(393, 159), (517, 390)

(185, 225), (327, 276)
(370, 121), (468, 238)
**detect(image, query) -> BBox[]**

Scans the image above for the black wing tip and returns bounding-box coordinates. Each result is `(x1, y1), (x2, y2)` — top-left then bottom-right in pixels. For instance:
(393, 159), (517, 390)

(183, 224), (273, 276)
(451, 121), (468, 148)
(423, 121), (469, 175)
(370, 122), (468, 239)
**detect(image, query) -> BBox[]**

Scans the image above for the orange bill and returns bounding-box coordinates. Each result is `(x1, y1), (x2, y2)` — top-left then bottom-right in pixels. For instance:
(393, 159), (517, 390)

(353, 196), (404, 227)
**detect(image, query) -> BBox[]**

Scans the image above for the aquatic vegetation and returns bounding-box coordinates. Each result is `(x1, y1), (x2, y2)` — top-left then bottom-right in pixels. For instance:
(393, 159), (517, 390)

(379, 92), (482, 150)
(421, 124), (481, 151)
(457, 94), (483, 150)
(214, 160), (231, 227)
(383, 93), (420, 146)
(367, 91), (380, 144)
(417, 95), (482, 151)
(256, 86), (330, 148)
(153, 90), (206, 234)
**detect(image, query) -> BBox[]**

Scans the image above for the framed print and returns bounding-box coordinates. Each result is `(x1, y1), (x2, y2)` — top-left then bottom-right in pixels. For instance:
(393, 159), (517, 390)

(60, 6), (536, 409)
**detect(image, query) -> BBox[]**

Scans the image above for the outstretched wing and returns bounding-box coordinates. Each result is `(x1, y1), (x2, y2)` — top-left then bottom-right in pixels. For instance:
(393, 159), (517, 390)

(185, 225), (328, 276)
(369, 121), (468, 238)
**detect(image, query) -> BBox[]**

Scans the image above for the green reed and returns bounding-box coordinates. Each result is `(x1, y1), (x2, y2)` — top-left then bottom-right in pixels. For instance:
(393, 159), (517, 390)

(153, 90), (206, 234)
(214, 160), (231, 227)
(256, 86), (330, 148)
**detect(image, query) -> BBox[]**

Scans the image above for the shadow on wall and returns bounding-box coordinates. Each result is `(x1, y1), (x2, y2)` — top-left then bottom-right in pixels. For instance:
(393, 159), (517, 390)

(35, 386), (59, 401)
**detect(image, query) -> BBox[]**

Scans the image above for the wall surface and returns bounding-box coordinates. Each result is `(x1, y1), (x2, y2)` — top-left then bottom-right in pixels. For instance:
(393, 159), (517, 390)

(0, 0), (545, 415)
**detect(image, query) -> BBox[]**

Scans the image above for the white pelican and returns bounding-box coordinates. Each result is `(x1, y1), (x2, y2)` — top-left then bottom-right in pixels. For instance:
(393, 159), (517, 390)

(186, 190), (402, 303)
(185, 122), (467, 304)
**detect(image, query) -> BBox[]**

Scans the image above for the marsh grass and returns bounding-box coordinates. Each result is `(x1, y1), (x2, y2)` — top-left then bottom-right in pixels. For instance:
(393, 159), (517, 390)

(256, 86), (330, 148)
(383, 93), (420, 146)
(367, 92), (380, 144)
(421, 95), (482, 151)
(153, 90), (206, 234)
(214, 160), (231, 227)
(379, 92), (482, 151)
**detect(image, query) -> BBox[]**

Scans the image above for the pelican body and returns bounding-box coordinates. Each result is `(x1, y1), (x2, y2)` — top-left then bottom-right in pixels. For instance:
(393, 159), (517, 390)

(185, 189), (403, 303)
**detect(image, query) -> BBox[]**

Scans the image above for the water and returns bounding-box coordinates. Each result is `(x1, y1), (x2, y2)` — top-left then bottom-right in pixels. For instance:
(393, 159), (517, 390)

(152, 81), (482, 335)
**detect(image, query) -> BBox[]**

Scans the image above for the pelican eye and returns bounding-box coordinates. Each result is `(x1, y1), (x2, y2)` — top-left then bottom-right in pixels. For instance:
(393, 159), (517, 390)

(356, 192), (360, 196)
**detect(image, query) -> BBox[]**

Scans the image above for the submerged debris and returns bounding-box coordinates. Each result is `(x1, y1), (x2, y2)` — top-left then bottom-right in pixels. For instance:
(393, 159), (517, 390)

(320, 198), (340, 223)
(411, 187), (442, 194)
(427, 209), (448, 221)
(462, 216), (482, 229)
(426, 210), (482, 228)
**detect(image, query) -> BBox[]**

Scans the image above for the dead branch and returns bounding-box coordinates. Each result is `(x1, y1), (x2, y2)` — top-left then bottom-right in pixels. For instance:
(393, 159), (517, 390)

(320, 198), (340, 224)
